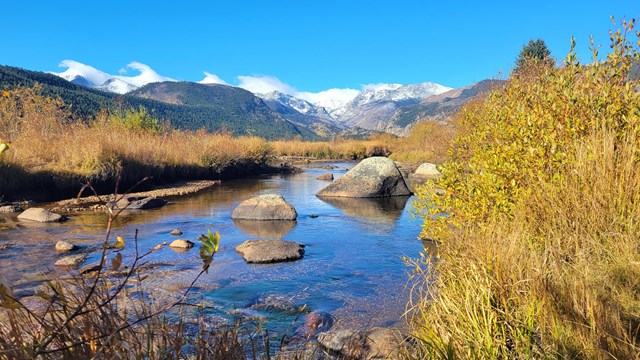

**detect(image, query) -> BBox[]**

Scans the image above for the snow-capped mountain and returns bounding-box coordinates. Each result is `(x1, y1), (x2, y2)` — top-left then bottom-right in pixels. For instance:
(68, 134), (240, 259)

(96, 78), (138, 94)
(338, 82), (452, 130)
(258, 91), (334, 121)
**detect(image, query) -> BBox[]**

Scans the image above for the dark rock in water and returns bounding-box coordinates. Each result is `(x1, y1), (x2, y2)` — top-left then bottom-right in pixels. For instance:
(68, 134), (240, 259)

(231, 194), (297, 220)
(235, 239), (304, 264)
(316, 173), (334, 181)
(109, 196), (168, 210)
(309, 214), (319, 219)
(55, 240), (76, 252)
(322, 165), (336, 170)
(316, 157), (411, 198)
(317, 327), (406, 359)
(18, 208), (65, 222)
(170, 228), (183, 236)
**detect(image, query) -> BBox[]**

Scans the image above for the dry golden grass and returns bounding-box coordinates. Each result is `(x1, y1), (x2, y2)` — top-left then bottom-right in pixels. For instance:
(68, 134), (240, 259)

(0, 87), (275, 197)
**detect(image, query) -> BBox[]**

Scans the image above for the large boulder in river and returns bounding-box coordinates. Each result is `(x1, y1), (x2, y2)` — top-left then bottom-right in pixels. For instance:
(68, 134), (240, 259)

(316, 157), (411, 198)
(317, 327), (407, 359)
(235, 239), (304, 263)
(17, 208), (65, 222)
(231, 194), (297, 220)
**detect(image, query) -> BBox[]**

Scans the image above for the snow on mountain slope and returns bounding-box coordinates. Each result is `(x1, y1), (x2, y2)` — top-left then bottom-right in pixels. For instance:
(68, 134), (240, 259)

(338, 82), (452, 130)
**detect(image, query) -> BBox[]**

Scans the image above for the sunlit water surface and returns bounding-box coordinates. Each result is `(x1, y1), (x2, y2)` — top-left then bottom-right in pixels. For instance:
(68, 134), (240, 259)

(0, 162), (424, 335)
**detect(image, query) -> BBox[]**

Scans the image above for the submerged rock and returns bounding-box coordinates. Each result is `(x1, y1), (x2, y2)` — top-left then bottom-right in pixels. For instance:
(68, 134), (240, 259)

(55, 240), (76, 252)
(108, 196), (168, 211)
(231, 194), (297, 220)
(18, 208), (65, 222)
(235, 239), (304, 264)
(316, 157), (411, 198)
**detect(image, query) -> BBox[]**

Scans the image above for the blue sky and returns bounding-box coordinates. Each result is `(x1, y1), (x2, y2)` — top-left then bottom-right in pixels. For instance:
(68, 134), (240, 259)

(2, 1), (637, 94)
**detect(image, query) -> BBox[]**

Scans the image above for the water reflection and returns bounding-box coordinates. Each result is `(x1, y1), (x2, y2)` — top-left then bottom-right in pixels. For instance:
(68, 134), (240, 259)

(233, 219), (296, 239)
(317, 196), (410, 227)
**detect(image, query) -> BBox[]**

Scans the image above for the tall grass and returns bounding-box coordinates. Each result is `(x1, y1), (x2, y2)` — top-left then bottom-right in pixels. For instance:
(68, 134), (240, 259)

(0, 86), (275, 198)
(410, 20), (640, 358)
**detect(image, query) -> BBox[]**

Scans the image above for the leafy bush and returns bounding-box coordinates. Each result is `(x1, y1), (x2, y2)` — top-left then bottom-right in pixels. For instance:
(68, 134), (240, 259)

(411, 19), (640, 358)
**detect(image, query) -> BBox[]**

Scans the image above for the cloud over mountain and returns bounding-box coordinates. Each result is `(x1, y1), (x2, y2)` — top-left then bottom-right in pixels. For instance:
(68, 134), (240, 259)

(199, 72), (229, 85)
(51, 60), (175, 93)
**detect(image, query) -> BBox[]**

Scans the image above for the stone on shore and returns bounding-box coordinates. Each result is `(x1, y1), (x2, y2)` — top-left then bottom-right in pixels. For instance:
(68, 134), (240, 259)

(317, 327), (406, 359)
(18, 208), (65, 222)
(413, 162), (443, 180)
(316, 157), (411, 198)
(0, 204), (22, 213)
(231, 194), (297, 220)
(169, 239), (195, 249)
(55, 240), (76, 252)
(235, 239), (304, 264)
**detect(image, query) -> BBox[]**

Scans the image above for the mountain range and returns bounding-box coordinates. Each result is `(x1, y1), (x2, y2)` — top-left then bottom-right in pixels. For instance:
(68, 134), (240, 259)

(1, 64), (502, 138)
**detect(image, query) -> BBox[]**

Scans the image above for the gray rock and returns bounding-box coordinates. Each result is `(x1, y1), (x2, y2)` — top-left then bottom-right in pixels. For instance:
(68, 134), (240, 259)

(17, 208), (65, 222)
(317, 327), (405, 359)
(235, 239), (304, 264)
(54, 254), (86, 267)
(414, 162), (442, 179)
(169, 239), (195, 249)
(170, 228), (183, 236)
(55, 240), (76, 252)
(316, 157), (411, 198)
(316, 173), (334, 181)
(109, 196), (168, 210)
(231, 194), (297, 220)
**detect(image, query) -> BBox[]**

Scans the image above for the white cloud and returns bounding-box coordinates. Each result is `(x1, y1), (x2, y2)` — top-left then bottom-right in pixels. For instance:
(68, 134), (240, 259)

(113, 61), (175, 88)
(51, 60), (174, 89)
(297, 88), (359, 111)
(234, 74), (359, 111)
(236, 75), (297, 95)
(199, 72), (229, 85)
(52, 60), (112, 87)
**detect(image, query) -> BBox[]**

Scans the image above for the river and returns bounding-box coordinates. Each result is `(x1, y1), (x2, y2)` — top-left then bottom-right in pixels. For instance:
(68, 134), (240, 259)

(0, 162), (424, 338)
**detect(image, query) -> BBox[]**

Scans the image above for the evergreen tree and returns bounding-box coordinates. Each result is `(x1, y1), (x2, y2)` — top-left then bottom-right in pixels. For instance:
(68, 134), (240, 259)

(514, 39), (553, 72)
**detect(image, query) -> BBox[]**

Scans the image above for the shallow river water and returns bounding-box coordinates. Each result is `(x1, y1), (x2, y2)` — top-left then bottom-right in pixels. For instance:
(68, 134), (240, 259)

(0, 162), (425, 336)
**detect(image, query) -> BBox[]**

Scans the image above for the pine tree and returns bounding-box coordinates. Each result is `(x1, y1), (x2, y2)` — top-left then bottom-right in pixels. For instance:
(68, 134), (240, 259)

(514, 39), (553, 72)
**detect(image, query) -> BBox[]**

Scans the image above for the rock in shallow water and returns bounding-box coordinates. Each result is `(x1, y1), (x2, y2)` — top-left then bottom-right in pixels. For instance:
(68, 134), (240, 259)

(54, 254), (86, 267)
(316, 157), (411, 198)
(55, 240), (76, 252)
(235, 239), (304, 264)
(17, 208), (65, 222)
(231, 194), (297, 220)
(316, 173), (334, 181)
(169, 239), (195, 249)
(170, 228), (183, 236)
